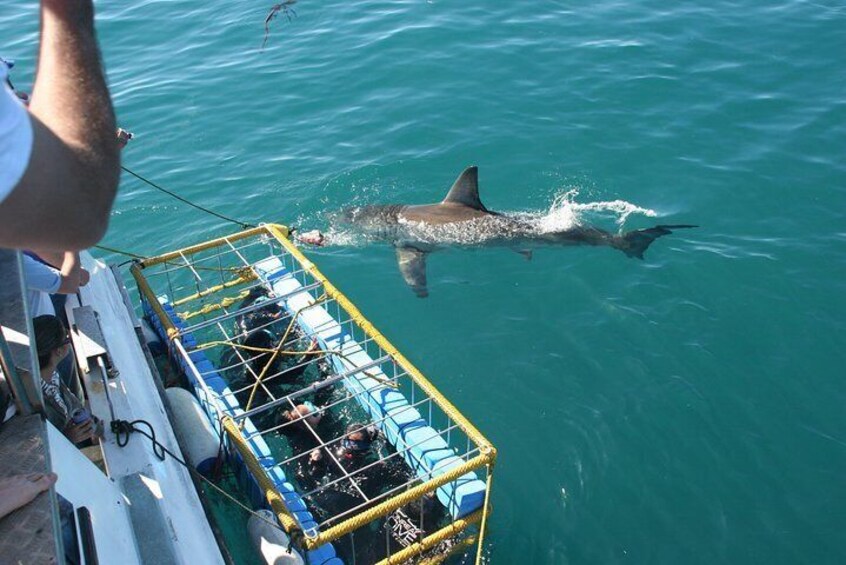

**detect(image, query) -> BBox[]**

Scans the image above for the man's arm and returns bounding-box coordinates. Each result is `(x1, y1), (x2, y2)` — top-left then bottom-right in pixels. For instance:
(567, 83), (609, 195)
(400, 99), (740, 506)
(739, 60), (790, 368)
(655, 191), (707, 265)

(56, 251), (85, 293)
(0, 0), (119, 251)
(30, 249), (90, 290)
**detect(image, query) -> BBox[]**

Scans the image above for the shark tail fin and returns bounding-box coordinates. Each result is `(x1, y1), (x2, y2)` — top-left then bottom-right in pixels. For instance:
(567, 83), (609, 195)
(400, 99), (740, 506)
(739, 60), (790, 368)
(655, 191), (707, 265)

(617, 224), (697, 259)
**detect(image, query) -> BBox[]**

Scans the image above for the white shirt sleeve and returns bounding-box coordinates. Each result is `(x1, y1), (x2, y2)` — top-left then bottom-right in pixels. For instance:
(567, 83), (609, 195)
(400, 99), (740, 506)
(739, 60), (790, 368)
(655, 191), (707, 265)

(0, 66), (34, 204)
(22, 254), (62, 293)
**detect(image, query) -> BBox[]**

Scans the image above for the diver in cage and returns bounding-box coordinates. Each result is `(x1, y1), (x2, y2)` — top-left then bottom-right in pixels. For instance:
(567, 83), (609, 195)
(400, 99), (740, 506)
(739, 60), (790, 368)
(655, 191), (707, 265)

(294, 421), (380, 492)
(277, 401), (329, 452)
(234, 286), (288, 337)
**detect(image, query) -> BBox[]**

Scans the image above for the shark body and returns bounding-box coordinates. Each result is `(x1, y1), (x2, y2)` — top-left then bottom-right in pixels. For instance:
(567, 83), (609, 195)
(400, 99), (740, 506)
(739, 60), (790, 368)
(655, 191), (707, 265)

(341, 166), (695, 297)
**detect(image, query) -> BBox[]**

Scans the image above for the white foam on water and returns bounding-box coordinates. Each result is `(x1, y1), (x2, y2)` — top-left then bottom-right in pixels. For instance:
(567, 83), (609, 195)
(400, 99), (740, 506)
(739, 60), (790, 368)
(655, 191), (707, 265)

(533, 189), (658, 234)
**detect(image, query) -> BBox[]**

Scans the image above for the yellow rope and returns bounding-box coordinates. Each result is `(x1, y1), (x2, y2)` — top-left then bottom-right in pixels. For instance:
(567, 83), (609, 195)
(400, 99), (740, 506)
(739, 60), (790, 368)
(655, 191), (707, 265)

(243, 294), (328, 413)
(417, 535), (478, 565)
(195, 340), (398, 389)
(178, 290), (251, 321)
(474, 464), (495, 565)
(172, 267), (257, 307)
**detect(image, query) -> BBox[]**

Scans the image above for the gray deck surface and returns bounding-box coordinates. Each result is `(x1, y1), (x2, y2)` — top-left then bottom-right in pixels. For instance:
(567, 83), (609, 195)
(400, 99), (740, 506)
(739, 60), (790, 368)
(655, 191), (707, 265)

(0, 250), (59, 564)
(0, 414), (59, 565)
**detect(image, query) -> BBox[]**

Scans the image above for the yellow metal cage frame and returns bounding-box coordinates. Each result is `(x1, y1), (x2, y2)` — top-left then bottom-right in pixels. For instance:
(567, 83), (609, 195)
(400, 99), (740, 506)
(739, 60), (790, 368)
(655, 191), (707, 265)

(130, 224), (496, 563)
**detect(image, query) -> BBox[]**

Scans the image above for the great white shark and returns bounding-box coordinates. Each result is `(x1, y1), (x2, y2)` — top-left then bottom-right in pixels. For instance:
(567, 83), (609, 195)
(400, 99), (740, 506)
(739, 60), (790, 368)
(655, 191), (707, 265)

(335, 166), (695, 297)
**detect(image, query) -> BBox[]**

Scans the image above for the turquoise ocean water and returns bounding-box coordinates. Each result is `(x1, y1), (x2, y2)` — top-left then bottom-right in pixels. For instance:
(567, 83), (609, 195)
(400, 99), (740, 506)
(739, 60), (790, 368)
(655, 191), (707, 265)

(3, 1), (845, 563)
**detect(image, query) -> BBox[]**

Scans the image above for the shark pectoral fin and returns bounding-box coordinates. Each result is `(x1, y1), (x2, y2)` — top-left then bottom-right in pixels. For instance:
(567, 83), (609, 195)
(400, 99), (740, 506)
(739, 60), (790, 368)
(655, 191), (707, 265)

(396, 247), (429, 298)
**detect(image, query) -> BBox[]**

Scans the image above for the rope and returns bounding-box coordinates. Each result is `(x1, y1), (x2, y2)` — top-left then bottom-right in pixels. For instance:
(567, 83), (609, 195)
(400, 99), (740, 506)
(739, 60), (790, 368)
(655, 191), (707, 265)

(121, 165), (255, 229)
(94, 243), (248, 274)
(172, 268), (257, 307)
(110, 417), (291, 543)
(178, 290), (251, 321)
(197, 339), (398, 389)
(94, 243), (148, 260)
(243, 294), (328, 412)
(474, 464), (494, 565)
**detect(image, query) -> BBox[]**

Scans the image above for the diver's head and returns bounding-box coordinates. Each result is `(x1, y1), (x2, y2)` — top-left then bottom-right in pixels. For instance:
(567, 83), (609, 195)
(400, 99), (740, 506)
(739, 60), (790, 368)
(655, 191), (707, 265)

(281, 401), (322, 427)
(337, 422), (379, 459)
(243, 326), (276, 352)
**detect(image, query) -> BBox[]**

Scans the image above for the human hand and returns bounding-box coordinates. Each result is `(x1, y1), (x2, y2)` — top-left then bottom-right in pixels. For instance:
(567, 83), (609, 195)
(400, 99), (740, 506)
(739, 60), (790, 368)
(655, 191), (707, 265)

(79, 267), (90, 286)
(309, 449), (323, 463)
(0, 472), (58, 519)
(66, 419), (95, 444)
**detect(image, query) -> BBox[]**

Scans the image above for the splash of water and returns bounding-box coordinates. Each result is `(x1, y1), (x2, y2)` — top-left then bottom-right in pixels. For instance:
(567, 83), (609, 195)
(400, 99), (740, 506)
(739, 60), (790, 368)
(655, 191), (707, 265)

(535, 189), (657, 234)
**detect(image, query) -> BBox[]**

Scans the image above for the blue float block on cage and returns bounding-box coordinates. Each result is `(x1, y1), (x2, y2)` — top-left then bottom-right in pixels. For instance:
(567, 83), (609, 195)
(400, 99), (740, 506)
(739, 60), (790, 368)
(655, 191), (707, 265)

(189, 350), (208, 364)
(318, 328), (345, 349)
(425, 457), (486, 518)
(403, 426), (447, 454)
(293, 509), (314, 527)
(368, 389), (408, 414)
(217, 391), (241, 415)
(265, 467), (287, 486)
(300, 520), (319, 539)
(279, 493), (307, 514)
(402, 426), (449, 474)
(243, 432), (273, 467)
(203, 376), (229, 395)
(321, 558), (343, 565)
(275, 480), (295, 493)
(421, 447), (458, 474)
(266, 268), (289, 282)
(306, 544), (336, 564)
(193, 359), (216, 377)
(383, 407), (424, 447)
(446, 477), (487, 518)
(357, 383), (396, 416)
(362, 388), (407, 422)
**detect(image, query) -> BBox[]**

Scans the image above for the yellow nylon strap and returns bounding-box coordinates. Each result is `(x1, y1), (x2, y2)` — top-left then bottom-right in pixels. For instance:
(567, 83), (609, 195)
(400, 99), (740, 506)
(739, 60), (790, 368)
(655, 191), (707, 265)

(178, 290), (250, 321)
(172, 267), (257, 307)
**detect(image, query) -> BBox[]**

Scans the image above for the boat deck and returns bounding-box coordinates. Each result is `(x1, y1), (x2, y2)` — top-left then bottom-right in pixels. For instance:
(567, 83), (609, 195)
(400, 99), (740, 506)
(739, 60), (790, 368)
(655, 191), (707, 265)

(0, 414), (59, 564)
(0, 249), (59, 564)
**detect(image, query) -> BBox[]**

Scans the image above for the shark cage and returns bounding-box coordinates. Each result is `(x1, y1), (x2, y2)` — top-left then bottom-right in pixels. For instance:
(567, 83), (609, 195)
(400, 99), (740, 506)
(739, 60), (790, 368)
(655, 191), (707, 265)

(130, 225), (496, 565)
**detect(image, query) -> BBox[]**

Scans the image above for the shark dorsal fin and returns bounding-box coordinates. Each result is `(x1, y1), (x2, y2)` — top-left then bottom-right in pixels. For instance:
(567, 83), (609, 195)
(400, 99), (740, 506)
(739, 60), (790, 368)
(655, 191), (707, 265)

(442, 166), (488, 211)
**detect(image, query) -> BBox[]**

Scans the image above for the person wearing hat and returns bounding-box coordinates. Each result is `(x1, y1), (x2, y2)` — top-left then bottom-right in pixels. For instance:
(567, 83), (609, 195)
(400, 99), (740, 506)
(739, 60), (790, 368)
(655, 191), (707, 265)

(33, 315), (101, 445)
